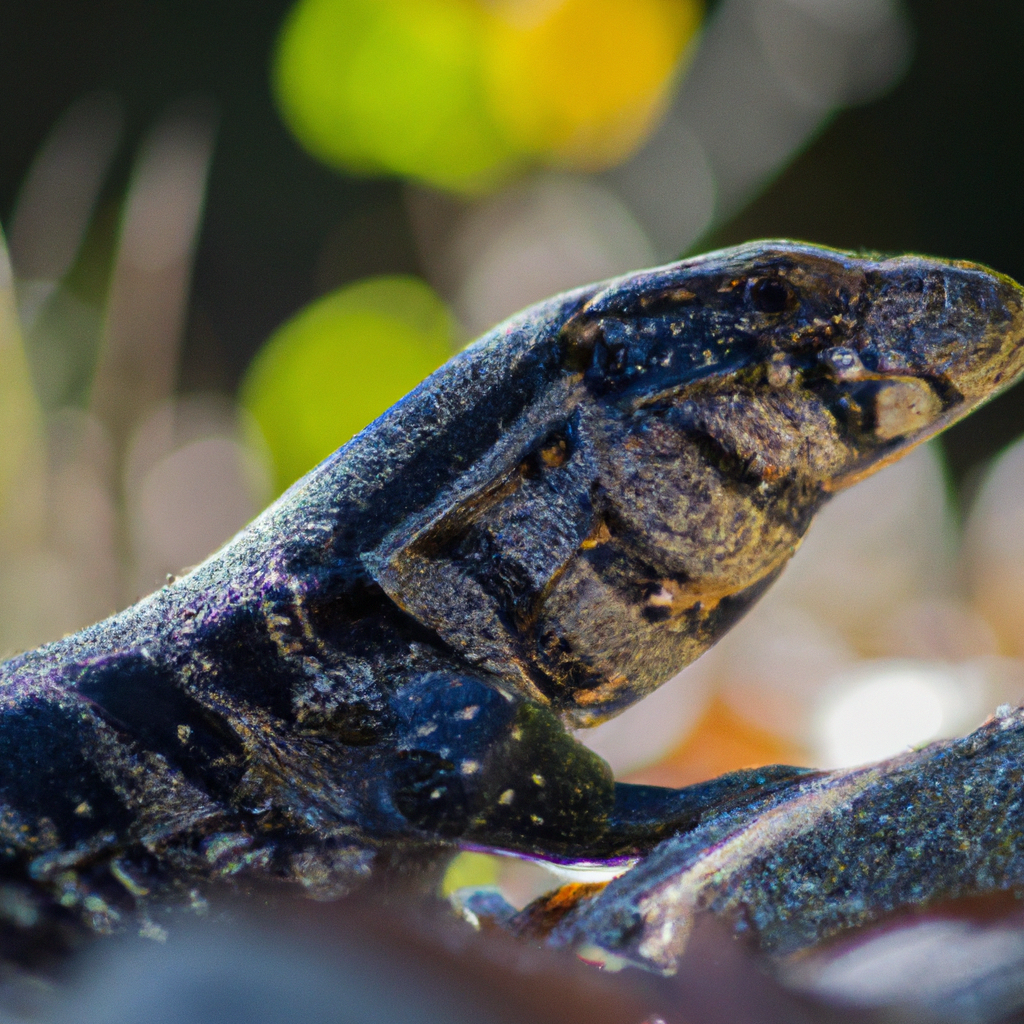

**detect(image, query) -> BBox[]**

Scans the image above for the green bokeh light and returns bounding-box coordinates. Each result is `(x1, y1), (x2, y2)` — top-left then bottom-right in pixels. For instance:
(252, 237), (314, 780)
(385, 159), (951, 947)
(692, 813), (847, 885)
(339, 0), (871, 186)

(441, 851), (501, 895)
(274, 0), (518, 193)
(241, 275), (458, 493)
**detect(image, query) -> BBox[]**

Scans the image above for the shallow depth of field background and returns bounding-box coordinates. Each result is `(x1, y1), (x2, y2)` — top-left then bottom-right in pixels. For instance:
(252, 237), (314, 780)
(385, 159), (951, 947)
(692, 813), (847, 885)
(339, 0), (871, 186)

(1, 0), (1024, 901)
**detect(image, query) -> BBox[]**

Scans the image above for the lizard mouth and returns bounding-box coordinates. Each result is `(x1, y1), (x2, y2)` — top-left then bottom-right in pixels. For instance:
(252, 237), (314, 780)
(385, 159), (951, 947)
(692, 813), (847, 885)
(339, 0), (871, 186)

(811, 361), (962, 492)
(824, 399), (962, 492)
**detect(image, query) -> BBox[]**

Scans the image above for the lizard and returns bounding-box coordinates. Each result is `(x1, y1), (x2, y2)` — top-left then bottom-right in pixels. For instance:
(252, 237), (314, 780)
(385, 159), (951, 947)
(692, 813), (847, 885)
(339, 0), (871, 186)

(0, 240), (1021, 966)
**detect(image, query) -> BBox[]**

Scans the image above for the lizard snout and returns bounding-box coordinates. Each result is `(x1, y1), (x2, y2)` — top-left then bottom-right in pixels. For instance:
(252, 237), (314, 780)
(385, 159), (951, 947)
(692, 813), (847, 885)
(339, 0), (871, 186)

(823, 257), (1024, 489)
(859, 257), (1024, 406)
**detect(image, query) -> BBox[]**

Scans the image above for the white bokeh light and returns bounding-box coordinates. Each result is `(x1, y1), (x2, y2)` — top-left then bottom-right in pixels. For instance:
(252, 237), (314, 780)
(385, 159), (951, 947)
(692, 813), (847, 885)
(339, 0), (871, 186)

(815, 661), (986, 768)
(451, 174), (655, 336)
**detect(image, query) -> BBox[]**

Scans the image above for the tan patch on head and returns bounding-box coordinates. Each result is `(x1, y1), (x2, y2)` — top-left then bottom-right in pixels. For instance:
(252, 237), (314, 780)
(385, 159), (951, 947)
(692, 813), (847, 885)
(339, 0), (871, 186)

(639, 287), (696, 310)
(873, 378), (942, 440)
(643, 578), (739, 617)
(766, 359), (792, 388)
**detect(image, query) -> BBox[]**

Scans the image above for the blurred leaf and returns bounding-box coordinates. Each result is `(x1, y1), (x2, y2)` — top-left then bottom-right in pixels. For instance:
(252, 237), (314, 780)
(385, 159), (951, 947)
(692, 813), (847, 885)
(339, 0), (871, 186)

(241, 275), (457, 493)
(484, 0), (703, 170)
(274, 0), (519, 193)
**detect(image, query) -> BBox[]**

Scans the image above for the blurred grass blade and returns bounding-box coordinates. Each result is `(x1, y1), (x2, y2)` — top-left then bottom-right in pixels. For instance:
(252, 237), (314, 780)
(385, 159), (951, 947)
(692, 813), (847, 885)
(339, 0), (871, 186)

(0, 225), (46, 552)
(7, 91), (123, 330)
(90, 98), (217, 455)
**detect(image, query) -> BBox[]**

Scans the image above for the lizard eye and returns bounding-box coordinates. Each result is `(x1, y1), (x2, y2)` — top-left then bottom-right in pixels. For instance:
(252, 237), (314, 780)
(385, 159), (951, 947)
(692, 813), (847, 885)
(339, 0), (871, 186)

(749, 277), (794, 314)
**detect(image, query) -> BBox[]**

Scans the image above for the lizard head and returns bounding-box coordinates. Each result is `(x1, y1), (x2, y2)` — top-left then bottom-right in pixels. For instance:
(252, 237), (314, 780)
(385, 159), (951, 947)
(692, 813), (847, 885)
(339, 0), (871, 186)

(563, 240), (1024, 492)
(548, 241), (1024, 723)
(809, 249), (1024, 490)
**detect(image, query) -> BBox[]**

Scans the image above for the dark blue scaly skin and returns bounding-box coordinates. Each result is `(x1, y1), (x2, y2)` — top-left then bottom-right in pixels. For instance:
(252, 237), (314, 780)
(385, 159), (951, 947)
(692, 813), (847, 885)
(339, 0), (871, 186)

(0, 241), (1022, 960)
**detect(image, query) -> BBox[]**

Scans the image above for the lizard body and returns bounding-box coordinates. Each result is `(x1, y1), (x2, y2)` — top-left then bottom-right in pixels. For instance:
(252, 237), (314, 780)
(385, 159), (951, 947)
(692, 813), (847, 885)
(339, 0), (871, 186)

(0, 240), (1021, 960)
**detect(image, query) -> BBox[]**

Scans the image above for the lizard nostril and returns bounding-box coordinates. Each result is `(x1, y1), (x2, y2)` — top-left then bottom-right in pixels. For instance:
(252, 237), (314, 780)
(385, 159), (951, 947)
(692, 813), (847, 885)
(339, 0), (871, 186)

(820, 346), (867, 381)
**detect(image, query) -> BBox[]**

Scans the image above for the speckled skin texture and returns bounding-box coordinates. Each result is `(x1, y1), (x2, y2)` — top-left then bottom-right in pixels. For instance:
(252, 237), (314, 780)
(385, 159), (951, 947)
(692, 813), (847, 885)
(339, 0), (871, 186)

(0, 241), (1022, 960)
(550, 707), (1024, 973)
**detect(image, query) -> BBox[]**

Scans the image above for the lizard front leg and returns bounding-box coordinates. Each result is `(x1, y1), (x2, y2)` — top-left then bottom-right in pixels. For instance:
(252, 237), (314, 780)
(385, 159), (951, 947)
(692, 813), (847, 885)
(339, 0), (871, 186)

(386, 672), (813, 863)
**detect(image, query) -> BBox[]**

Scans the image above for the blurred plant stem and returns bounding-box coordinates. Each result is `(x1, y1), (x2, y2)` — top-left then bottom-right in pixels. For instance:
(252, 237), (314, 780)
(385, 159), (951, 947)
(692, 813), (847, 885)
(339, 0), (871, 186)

(89, 100), (217, 461)
(0, 225), (46, 556)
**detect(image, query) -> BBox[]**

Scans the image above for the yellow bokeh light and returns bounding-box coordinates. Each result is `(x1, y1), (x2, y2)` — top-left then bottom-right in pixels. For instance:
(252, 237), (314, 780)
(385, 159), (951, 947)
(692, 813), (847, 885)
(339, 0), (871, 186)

(484, 0), (703, 169)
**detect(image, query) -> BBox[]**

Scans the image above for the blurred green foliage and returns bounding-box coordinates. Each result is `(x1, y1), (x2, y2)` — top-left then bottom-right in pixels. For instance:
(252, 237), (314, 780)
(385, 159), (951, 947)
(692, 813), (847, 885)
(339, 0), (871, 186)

(274, 0), (702, 194)
(241, 275), (459, 493)
(275, 0), (519, 194)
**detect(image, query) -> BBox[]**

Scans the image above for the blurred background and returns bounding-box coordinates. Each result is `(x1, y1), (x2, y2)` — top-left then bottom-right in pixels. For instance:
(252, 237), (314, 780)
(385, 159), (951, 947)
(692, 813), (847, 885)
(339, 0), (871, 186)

(1, 0), (1024, 905)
